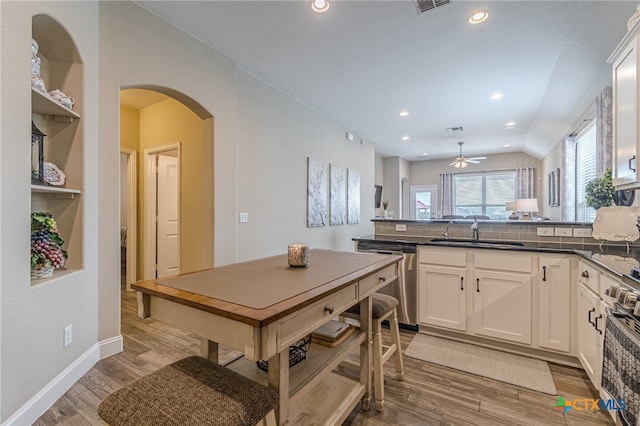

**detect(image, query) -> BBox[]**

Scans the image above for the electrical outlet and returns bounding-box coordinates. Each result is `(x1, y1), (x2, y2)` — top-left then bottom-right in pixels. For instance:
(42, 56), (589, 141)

(395, 224), (407, 232)
(573, 228), (592, 237)
(536, 227), (554, 236)
(239, 212), (248, 223)
(64, 324), (72, 347)
(554, 227), (572, 237)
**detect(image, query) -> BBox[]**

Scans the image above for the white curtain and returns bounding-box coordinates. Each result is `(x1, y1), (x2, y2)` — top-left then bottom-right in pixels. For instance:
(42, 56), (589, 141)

(562, 135), (576, 221)
(515, 168), (535, 199)
(440, 173), (454, 217)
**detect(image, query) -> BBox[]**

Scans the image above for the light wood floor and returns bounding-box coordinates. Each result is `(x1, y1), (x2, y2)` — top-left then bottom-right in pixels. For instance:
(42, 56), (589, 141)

(34, 289), (614, 426)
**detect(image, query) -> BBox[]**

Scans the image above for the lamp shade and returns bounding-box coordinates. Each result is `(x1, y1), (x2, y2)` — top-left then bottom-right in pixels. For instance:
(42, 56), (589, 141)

(515, 198), (539, 213)
(505, 201), (516, 211)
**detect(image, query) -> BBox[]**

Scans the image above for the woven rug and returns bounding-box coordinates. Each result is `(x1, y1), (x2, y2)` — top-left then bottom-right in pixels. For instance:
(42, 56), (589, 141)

(405, 334), (557, 395)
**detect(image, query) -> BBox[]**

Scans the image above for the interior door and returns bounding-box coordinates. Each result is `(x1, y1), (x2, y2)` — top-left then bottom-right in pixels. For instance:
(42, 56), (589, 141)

(156, 153), (179, 277)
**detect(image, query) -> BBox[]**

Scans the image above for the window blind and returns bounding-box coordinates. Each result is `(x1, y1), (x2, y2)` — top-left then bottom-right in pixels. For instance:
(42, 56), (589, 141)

(575, 122), (597, 222)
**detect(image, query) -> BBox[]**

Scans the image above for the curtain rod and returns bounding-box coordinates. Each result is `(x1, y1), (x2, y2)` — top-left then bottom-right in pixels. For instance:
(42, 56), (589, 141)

(448, 168), (520, 176)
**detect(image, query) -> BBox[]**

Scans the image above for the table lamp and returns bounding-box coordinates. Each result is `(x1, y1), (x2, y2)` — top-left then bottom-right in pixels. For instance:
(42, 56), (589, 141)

(515, 198), (539, 220)
(505, 201), (519, 220)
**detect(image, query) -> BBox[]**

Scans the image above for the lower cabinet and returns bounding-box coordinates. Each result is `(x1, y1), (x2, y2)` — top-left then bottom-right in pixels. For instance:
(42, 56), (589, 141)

(538, 256), (571, 352)
(577, 282), (602, 385)
(472, 269), (532, 344)
(418, 264), (467, 331)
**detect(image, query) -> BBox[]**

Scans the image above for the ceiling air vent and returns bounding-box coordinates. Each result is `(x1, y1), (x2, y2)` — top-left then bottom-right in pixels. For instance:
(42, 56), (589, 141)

(414, 0), (450, 14)
(446, 126), (464, 133)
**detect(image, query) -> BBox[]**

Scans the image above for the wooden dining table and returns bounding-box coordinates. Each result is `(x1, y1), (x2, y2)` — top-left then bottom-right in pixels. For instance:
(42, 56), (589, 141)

(131, 249), (401, 425)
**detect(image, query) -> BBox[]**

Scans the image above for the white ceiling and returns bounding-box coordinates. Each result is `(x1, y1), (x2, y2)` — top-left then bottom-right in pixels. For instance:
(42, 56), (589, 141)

(132, 0), (637, 162)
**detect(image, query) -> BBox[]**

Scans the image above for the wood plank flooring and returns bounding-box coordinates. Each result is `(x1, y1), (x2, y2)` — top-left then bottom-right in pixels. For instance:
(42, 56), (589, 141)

(34, 289), (614, 426)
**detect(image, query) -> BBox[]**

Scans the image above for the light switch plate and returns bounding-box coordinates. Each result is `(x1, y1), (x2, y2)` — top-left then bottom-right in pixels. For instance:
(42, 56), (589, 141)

(573, 228), (592, 238)
(554, 227), (572, 237)
(239, 212), (249, 223)
(395, 224), (407, 232)
(537, 227), (554, 236)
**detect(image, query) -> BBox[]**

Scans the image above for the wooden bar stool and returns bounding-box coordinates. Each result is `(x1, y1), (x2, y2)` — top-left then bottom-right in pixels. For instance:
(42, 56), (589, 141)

(98, 356), (278, 426)
(342, 293), (404, 412)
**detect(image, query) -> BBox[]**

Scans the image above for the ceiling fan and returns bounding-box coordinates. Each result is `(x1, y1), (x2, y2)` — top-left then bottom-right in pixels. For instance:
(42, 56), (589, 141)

(449, 141), (487, 168)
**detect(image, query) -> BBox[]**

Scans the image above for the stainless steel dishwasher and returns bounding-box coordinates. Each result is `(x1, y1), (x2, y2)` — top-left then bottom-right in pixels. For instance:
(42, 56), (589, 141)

(356, 240), (417, 329)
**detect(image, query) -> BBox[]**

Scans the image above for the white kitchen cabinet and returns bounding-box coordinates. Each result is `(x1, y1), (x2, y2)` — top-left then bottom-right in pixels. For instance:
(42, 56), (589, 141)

(471, 269), (532, 344)
(418, 247), (467, 332)
(609, 22), (640, 188)
(577, 282), (602, 386)
(418, 264), (467, 331)
(538, 256), (571, 353)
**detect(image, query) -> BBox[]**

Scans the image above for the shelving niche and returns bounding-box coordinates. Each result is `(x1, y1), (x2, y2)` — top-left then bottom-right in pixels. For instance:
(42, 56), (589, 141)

(31, 14), (84, 282)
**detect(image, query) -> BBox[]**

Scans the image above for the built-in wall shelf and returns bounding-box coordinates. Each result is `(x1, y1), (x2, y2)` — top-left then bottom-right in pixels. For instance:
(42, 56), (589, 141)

(31, 184), (81, 198)
(31, 88), (80, 122)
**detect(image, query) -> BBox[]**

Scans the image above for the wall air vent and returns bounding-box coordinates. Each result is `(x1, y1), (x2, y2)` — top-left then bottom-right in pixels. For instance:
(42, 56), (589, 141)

(446, 126), (464, 133)
(414, 0), (450, 14)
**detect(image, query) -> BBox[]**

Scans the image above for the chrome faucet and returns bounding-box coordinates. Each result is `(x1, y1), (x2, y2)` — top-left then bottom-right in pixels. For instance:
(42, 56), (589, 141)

(471, 217), (479, 240)
(442, 220), (453, 239)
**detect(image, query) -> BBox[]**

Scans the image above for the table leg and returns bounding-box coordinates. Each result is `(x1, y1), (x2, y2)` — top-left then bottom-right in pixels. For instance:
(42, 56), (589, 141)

(268, 350), (290, 425)
(359, 296), (372, 410)
(201, 337), (219, 364)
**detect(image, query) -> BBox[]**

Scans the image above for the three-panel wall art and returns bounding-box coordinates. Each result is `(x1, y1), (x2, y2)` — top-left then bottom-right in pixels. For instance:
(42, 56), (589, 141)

(307, 157), (360, 228)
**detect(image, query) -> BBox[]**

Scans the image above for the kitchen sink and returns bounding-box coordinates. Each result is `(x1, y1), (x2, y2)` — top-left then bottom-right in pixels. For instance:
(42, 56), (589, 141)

(429, 238), (525, 248)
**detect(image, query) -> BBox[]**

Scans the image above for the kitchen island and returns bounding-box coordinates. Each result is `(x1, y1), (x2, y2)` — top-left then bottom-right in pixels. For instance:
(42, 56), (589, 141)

(132, 249), (402, 425)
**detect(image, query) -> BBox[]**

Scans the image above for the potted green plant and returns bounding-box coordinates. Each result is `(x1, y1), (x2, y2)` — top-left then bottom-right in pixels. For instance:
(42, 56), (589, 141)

(382, 200), (389, 218)
(585, 168), (614, 210)
(30, 211), (67, 279)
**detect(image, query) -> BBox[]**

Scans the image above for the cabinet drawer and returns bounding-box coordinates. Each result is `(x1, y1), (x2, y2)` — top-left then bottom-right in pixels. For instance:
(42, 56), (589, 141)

(474, 251), (532, 273)
(578, 260), (600, 294)
(277, 285), (357, 350)
(419, 247), (466, 267)
(359, 264), (398, 297)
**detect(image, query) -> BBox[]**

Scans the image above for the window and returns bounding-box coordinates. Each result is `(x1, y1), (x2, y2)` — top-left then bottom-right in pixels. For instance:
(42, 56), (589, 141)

(575, 122), (597, 222)
(453, 172), (515, 219)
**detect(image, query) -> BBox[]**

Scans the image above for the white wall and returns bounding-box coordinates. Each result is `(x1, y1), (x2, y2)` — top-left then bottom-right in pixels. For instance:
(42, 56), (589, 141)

(541, 140), (563, 221)
(236, 72), (375, 260)
(1, 1), (100, 421)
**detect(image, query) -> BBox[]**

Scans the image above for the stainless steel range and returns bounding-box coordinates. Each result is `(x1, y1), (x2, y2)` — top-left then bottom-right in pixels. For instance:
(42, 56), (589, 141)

(602, 268), (640, 426)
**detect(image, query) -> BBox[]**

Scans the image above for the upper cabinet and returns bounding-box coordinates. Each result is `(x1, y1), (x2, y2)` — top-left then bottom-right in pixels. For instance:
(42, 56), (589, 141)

(610, 21), (640, 189)
(31, 14), (84, 279)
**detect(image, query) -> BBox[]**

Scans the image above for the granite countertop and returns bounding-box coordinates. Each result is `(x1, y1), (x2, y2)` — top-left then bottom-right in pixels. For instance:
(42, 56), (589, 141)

(353, 234), (640, 277)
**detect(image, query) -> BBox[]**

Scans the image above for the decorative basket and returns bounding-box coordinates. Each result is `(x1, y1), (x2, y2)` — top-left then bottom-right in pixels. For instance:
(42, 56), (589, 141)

(31, 266), (54, 280)
(256, 334), (312, 372)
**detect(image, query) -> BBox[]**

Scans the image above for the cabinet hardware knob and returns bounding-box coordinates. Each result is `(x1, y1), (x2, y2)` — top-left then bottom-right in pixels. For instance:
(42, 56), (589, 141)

(460, 276), (464, 291)
(581, 270), (589, 278)
(595, 314), (603, 334)
(588, 307), (595, 325)
(379, 276), (386, 283)
(542, 265), (547, 282)
(324, 305), (334, 314)
(630, 155), (636, 172)
(476, 278), (480, 293)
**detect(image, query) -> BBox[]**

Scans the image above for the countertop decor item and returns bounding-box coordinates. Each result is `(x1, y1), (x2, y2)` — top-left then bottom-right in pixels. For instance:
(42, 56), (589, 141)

(43, 162), (65, 186)
(586, 168), (614, 210)
(30, 211), (67, 279)
(288, 243), (309, 267)
(592, 205), (640, 242)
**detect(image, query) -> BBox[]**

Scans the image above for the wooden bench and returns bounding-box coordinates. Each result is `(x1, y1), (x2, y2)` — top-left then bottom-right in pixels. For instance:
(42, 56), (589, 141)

(98, 356), (278, 426)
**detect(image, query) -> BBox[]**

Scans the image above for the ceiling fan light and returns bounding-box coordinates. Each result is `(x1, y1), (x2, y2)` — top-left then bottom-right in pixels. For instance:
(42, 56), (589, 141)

(311, 0), (330, 13)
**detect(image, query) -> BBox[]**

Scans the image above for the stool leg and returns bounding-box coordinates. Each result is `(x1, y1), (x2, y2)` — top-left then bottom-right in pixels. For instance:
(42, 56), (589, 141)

(373, 318), (385, 412)
(389, 309), (404, 380)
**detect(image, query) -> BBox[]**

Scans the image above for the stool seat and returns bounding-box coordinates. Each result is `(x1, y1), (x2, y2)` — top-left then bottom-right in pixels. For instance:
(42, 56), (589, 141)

(98, 356), (278, 426)
(344, 293), (398, 319)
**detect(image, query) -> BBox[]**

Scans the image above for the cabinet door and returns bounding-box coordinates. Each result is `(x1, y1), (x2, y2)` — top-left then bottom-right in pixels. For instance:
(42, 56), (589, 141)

(418, 264), (466, 331)
(577, 283), (600, 385)
(472, 270), (532, 344)
(612, 36), (639, 186)
(539, 257), (571, 352)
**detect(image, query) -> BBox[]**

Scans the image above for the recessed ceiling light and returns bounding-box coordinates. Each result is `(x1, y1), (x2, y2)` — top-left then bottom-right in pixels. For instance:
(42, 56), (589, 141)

(399, 111), (410, 117)
(503, 144), (510, 147)
(490, 93), (503, 100)
(469, 10), (488, 24)
(311, 0), (330, 13)
(402, 136), (410, 141)
(505, 121), (516, 127)
(422, 152), (429, 156)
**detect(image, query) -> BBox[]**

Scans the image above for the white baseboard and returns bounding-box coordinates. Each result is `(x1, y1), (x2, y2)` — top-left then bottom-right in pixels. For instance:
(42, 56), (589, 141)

(3, 336), (123, 426)
(100, 335), (123, 359)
